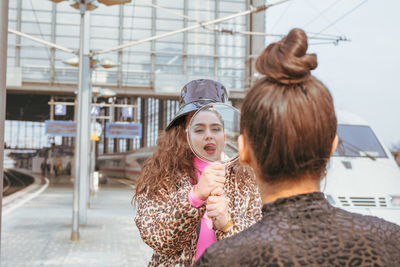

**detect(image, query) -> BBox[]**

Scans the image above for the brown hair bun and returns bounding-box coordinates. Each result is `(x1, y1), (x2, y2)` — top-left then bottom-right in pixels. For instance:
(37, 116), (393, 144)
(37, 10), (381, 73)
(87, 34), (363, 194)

(255, 28), (317, 84)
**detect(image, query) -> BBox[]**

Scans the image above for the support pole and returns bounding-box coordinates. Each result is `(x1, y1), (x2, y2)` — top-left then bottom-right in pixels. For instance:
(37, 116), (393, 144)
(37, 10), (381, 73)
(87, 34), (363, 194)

(50, 96), (54, 121)
(72, 3), (91, 241)
(0, 0), (10, 257)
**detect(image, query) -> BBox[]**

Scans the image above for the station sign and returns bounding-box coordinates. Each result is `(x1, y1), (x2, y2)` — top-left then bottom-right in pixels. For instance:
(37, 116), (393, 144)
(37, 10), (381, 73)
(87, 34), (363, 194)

(45, 121), (141, 139)
(55, 104), (67, 116)
(91, 106), (100, 116)
(105, 122), (142, 138)
(45, 120), (76, 137)
(122, 107), (133, 118)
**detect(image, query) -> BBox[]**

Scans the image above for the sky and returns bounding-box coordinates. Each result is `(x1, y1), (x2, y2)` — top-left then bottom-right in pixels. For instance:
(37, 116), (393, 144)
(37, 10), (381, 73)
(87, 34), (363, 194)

(264, 0), (400, 149)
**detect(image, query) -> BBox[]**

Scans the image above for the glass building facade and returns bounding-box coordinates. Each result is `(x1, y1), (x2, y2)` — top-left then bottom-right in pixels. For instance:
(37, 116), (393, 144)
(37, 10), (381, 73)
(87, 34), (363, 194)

(4, 120), (55, 149)
(6, 0), (264, 153)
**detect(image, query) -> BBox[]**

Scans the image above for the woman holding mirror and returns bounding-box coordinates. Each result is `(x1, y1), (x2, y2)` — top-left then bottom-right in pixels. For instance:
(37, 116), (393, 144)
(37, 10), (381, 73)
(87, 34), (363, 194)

(133, 79), (261, 266)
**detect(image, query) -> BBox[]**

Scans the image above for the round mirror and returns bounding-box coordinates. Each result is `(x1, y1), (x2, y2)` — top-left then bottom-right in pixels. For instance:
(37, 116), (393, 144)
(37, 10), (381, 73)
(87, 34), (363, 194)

(187, 103), (240, 164)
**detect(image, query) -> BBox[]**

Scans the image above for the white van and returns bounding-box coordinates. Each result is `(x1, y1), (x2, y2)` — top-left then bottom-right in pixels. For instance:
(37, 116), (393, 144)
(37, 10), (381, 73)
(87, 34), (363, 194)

(323, 111), (400, 225)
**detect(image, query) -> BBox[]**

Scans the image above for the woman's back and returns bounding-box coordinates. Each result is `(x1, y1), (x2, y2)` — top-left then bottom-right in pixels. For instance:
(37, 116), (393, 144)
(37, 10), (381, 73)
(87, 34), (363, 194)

(196, 192), (400, 266)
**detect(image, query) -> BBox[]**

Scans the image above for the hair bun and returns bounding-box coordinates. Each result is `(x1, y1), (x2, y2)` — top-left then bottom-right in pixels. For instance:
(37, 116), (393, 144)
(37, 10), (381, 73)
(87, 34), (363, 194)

(256, 28), (317, 84)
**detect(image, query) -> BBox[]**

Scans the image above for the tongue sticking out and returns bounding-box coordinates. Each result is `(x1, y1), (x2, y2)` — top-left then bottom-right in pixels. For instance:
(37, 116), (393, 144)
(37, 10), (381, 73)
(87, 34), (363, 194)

(204, 144), (216, 155)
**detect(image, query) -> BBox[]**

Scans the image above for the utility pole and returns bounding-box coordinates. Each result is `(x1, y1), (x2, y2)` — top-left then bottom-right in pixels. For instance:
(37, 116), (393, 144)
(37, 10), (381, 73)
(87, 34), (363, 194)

(0, 0), (10, 258)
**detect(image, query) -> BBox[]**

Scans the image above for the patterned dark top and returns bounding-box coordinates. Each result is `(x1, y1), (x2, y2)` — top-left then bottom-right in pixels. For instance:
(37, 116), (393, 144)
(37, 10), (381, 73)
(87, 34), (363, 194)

(195, 192), (400, 267)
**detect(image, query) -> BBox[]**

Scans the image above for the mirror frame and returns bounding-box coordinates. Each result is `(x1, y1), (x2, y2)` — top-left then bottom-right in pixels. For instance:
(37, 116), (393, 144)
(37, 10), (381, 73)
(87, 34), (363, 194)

(186, 103), (240, 165)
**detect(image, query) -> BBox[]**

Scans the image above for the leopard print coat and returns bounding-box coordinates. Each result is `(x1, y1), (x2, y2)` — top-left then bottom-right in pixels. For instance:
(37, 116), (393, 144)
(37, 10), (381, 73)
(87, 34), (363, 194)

(195, 192), (400, 267)
(135, 164), (262, 266)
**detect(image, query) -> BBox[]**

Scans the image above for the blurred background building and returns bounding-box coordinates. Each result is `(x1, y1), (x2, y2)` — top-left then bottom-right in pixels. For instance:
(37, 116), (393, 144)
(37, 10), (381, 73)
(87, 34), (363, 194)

(5, 0), (265, 154)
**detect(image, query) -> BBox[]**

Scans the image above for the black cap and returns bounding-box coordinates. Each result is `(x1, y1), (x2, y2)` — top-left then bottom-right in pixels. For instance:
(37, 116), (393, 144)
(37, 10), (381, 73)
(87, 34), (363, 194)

(166, 79), (229, 130)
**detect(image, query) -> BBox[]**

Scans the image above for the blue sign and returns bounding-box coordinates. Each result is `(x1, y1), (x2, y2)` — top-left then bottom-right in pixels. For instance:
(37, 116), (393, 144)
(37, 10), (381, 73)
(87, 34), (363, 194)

(91, 106), (100, 116)
(105, 122), (142, 138)
(55, 104), (67, 116)
(122, 107), (133, 118)
(45, 121), (76, 137)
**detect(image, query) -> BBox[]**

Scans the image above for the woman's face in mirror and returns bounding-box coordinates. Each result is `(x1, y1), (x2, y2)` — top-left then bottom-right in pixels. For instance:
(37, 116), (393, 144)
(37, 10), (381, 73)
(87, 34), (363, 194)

(189, 110), (226, 161)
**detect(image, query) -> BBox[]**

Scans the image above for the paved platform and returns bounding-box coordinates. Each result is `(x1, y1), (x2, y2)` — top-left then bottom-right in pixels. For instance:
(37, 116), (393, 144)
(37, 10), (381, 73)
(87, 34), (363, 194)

(1, 173), (153, 267)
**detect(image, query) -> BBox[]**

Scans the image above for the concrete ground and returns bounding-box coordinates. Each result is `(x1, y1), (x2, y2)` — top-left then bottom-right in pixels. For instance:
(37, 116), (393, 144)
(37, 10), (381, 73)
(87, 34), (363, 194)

(1, 173), (153, 267)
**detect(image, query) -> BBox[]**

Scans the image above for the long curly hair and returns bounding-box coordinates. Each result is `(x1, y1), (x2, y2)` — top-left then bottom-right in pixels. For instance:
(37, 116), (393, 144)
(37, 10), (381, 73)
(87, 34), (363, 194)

(133, 119), (196, 202)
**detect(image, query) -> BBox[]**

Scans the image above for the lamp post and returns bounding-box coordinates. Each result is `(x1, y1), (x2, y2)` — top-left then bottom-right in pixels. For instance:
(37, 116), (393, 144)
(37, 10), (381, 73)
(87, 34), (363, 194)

(71, 2), (91, 241)
(62, 54), (118, 239)
(50, 0), (130, 241)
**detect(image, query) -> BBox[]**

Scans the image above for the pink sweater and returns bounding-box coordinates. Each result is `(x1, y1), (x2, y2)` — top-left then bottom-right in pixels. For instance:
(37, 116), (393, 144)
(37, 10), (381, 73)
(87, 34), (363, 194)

(188, 156), (217, 261)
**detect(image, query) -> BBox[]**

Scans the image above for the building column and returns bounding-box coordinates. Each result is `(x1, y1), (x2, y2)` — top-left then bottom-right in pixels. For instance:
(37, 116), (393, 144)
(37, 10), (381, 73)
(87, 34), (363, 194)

(50, 2), (57, 84)
(0, 0), (10, 252)
(117, 5), (124, 88)
(214, 0), (219, 78)
(158, 99), (165, 131)
(140, 97), (147, 148)
(246, 0), (266, 89)
(15, 0), (22, 67)
(113, 98), (119, 153)
(183, 0), (188, 75)
(150, 0), (157, 89)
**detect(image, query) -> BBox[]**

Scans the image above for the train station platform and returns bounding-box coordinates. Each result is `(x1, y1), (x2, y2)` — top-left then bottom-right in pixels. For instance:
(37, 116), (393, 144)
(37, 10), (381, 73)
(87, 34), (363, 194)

(1, 172), (153, 267)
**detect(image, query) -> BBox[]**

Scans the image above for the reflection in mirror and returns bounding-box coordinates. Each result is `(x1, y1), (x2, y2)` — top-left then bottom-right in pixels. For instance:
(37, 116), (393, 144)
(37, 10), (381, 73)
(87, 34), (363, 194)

(187, 103), (240, 164)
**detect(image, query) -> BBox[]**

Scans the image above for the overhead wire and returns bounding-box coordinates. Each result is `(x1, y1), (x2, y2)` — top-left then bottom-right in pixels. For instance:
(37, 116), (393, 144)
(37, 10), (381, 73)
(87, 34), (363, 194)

(29, 0), (53, 62)
(269, 0), (294, 34)
(309, 41), (341, 46)
(313, 0), (368, 36)
(134, 0), (345, 43)
(28, 0), (75, 90)
(302, 0), (344, 29)
(304, 31), (346, 38)
(125, 2), (137, 87)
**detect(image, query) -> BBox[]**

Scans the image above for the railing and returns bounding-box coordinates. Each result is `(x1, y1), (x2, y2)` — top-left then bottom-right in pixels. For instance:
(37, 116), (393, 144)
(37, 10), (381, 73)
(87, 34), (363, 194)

(21, 66), (152, 87)
(19, 66), (249, 91)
